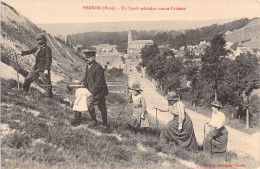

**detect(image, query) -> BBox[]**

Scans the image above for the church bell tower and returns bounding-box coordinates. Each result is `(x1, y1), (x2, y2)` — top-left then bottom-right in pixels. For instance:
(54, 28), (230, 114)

(128, 26), (132, 43)
(127, 26), (132, 55)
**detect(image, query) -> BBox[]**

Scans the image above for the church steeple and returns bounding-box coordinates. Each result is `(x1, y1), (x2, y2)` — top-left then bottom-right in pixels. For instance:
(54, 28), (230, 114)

(128, 26), (132, 43)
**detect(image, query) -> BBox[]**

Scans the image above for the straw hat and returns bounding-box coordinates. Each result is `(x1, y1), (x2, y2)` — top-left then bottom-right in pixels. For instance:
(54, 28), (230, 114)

(129, 82), (142, 91)
(167, 92), (179, 101)
(211, 100), (222, 108)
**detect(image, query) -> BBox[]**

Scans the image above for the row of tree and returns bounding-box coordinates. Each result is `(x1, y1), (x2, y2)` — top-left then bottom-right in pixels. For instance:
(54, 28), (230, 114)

(69, 18), (252, 54)
(154, 18), (251, 49)
(69, 30), (156, 53)
(140, 34), (260, 126)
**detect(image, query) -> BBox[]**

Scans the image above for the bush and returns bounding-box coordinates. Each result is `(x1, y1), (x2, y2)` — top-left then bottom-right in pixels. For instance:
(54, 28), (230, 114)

(249, 94), (260, 126)
(1, 54), (10, 65)
(5, 79), (19, 89)
(250, 94), (260, 115)
(72, 66), (80, 72)
(106, 93), (126, 105)
(107, 68), (124, 77)
(222, 104), (237, 122)
(3, 133), (32, 149)
(136, 65), (142, 73)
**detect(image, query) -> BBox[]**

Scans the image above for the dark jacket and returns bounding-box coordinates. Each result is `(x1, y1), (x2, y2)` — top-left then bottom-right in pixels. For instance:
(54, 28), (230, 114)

(82, 60), (109, 99)
(21, 44), (52, 72)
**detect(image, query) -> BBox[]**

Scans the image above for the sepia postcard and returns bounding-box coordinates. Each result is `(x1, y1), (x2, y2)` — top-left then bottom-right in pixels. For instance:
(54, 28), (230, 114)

(1, 0), (260, 168)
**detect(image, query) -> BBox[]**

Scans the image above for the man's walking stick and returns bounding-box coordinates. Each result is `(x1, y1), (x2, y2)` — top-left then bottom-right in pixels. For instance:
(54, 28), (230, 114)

(115, 100), (129, 122)
(15, 54), (20, 91)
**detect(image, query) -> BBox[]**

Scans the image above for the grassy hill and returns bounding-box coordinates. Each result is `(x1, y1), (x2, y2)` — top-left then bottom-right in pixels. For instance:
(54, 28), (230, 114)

(1, 1), (86, 89)
(68, 18), (252, 53)
(1, 2), (259, 169)
(225, 18), (260, 49)
(38, 19), (234, 36)
(3, 76), (259, 169)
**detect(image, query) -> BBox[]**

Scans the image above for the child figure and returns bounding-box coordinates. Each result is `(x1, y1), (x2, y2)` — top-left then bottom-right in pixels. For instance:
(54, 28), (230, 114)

(127, 82), (150, 131)
(72, 85), (92, 126)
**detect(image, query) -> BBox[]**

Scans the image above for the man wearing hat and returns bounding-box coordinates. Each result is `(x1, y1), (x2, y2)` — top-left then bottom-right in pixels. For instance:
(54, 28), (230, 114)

(17, 33), (52, 98)
(203, 100), (228, 154)
(82, 50), (109, 128)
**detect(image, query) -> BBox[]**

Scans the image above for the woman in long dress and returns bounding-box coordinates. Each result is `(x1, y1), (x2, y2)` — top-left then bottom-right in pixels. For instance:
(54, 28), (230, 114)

(155, 92), (198, 152)
(204, 101), (228, 153)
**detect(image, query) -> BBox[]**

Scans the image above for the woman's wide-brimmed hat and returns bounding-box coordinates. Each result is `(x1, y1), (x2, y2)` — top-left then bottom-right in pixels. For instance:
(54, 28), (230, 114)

(129, 82), (143, 91)
(211, 100), (222, 108)
(167, 92), (179, 101)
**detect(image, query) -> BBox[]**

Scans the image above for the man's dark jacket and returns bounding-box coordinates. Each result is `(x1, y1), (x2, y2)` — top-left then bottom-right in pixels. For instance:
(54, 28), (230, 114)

(82, 60), (109, 99)
(21, 44), (52, 72)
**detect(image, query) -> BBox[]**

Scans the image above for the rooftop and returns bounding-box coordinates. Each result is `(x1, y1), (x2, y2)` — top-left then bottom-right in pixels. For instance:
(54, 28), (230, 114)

(130, 40), (153, 45)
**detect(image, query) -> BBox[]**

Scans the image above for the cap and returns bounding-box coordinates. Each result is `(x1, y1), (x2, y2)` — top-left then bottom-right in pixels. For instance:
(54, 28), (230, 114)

(36, 33), (46, 41)
(82, 50), (96, 57)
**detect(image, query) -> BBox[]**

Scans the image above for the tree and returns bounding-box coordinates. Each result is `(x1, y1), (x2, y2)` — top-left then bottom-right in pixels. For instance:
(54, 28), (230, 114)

(140, 44), (159, 67)
(224, 53), (260, 128)
(154, 32), (168, 45)
(201, 33), (228, 101)
(163, 56), (183, 92)
(146, 53), (167, 84)
(183, 48), (201, 106)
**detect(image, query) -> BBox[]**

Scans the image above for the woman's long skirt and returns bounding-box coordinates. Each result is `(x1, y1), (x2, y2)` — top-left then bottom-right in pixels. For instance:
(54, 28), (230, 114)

(204, 126), (228, 153)
(160, 113), (198, 152)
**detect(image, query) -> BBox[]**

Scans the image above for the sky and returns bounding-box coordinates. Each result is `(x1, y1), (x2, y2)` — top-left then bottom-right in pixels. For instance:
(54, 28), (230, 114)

(2, 0), (260, 24)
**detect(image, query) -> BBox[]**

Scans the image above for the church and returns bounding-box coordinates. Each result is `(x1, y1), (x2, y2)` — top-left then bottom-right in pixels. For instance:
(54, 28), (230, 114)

(127, 28), (153, 59)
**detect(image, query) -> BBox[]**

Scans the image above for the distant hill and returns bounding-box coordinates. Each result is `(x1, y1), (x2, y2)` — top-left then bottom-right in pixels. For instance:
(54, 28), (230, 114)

(225, 18), (260, 49)
(68, 18), (253, 53)
(38, 19), (235, 36)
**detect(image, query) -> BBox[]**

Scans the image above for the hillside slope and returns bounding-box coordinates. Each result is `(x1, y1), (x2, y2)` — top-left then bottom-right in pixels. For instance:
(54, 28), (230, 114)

(1, 1), (85, 89)
(225, 18), (260, 49)
(1, 2), (259, 169)
(1, 2), (190, 169)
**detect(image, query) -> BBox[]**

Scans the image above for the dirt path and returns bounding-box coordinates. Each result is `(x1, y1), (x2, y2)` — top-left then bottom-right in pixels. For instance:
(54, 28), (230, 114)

(127, 67), (260, 161)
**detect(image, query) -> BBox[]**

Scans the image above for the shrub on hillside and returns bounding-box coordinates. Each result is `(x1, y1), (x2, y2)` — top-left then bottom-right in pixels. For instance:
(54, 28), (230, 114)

(136, 65), (142, 73)
(250, 94), (260, 115)
(249, 94), (260, 127)
(72, 65), (81, 72)
(106, 93), (126, 105)
(107, 68), (124, 77)
(222, 104), (237, 124)
(2, 133), (32, 149)
(1, 54), (10, 65)
(5, 79), (19, 89)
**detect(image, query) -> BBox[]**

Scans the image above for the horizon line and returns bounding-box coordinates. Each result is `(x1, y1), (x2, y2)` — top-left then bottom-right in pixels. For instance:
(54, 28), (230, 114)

(35, 17), (259, 25)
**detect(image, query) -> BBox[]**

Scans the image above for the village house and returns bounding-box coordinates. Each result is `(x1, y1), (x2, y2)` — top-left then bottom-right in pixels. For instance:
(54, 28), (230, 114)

(93, 44), (125, 69)
(225, 41), (257, 60)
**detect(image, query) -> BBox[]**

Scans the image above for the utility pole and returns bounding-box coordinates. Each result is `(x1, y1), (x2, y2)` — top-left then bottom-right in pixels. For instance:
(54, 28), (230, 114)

(246, 108), (249, 129)
(246, 96), (250, 129)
